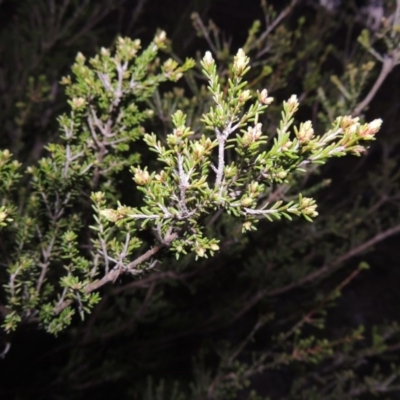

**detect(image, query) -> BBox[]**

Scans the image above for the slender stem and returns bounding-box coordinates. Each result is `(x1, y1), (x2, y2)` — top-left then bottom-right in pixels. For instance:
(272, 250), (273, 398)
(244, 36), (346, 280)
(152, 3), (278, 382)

(192, 12), (218, 55)
(215, 134), (225, 186)
(353, 55), (395, 116)
(392, 0), (400, 38)
(252, 0), (299, 57)
(268, 222), (400, 296)
(53, 232), (178, 315)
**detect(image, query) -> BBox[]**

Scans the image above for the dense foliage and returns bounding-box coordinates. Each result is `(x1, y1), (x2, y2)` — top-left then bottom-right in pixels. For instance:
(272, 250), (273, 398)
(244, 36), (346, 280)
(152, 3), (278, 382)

(1, 0), (400, 399)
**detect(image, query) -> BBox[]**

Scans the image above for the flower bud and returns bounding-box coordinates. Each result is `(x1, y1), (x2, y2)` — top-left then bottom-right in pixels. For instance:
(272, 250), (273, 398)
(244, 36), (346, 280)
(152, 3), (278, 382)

(70, 97), (86, 110)
(195, 246), (206, 257)
(239, 89), (251, 103)
(350, 145), (366, 156)
(233, 48), (249, 76)
(133, 168), (150, 185)
(192, 142), (205, 160)
(210, 243), (220, 251)
(358, 119), (382, 139)
(91, 192), (104, 203)
(60, 75), (71, 85)
(242, 221), (253, 231)
(281, 140), (293, 151)
(368, 119), (382, 133)
(240, 197), (253, 207)
(248, 181), (259, 193)
(224, 164), (237, 178)
(243, 123), (262, 146)
(296, 121), (314, 144)
(202, 51), (214, 69)
(154, 31), (167, 48)
(76, 52), (86, 63)
(100, 47), (110, 57)
(277, 170), (287, 179)
(299, 197), (318, 217)
(259, 89), (274, 105)
(339, 115), (357, 129)
(100, 209), (120, 222)
(155, 171), (166, 182)
(286, 95), (299, 113)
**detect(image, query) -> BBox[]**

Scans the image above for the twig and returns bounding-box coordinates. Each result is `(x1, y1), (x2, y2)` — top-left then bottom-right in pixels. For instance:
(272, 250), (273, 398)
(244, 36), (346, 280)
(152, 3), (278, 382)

(353, 55), (396, 116)
(268, 222), (400, 296)
(53, 232), (178, 315)
(191, 12), (218, 55)
(251, 0), (299, 57)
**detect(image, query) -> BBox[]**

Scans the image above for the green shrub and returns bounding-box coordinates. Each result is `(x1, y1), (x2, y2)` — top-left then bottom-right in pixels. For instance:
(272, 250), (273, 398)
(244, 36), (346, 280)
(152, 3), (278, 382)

(1, 1), (400, 399)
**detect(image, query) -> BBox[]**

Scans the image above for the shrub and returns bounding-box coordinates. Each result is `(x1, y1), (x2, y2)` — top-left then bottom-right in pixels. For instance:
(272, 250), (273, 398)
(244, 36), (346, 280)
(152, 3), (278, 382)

(1, 0), (400, 398)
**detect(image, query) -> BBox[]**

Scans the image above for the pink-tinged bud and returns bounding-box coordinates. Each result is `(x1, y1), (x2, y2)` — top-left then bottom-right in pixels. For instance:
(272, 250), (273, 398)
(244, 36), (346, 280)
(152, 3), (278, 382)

(155, 171), (166, 182)
(350, 145), (366, 156)
(259, 89), (274, 105)
(358, 118), (382, 139)
(242, 123), (262, 146)
(339, 115), (358, 129)
(281, 139), (293, 151)
(348, 123), (358, 135)
(296, 121), (314, 144)
(368, 119), (382, 133)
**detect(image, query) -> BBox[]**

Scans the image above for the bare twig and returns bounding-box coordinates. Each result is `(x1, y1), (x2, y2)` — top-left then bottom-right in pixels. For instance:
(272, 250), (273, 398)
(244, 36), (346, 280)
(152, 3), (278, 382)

(268, 222), (400, 296)
(248, 0), (299, 57)
(353, 55), (396, 116)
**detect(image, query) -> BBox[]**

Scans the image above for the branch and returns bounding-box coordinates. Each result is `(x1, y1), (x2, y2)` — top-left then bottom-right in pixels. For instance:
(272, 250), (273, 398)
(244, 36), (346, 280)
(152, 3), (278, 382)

(268, 222), (400, 296)
(353, 55), (396, 116)
(191, 12), (218, 55)
(53, 232), (178, 315)
(253, 0), (299, 57)
(223, 222), (400, 322)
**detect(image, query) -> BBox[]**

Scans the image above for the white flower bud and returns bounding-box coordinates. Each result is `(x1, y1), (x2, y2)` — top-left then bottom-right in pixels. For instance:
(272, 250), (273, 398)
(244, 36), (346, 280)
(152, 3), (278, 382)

(296, 121), (314, 143)
(286, 95), (299, 112)
(259, 89), (273, 105)
(203, 51), (214, 68)
(233, 48), (249, 76)
(70, 97), (86, 110)
(100, 47), (110, 57)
